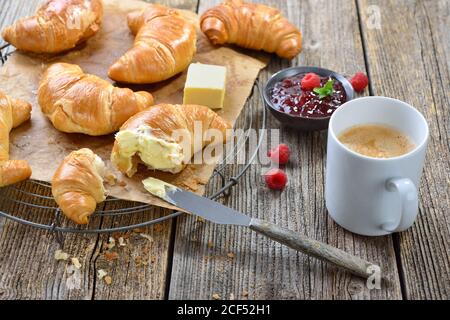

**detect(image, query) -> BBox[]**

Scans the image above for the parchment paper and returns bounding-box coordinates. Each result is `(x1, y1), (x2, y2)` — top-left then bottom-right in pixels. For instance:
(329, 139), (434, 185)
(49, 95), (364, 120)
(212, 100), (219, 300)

(0, 0), (267, 210)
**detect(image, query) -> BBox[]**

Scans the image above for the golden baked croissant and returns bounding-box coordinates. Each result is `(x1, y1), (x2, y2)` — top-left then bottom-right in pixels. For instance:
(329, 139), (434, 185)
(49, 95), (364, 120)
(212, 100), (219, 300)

(111, 104), (231, 177)
(108, 4), (197, 84)
(0, 91), (32, 187)
(1, 0), (103, 54)
(200, 0), (302, 59)
(38, 63), (154, 136)
(52, 148), (107, 225)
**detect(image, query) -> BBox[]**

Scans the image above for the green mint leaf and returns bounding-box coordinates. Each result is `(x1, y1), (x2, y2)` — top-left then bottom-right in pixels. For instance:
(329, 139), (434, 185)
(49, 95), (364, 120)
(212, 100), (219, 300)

(313, 79), (334, 99)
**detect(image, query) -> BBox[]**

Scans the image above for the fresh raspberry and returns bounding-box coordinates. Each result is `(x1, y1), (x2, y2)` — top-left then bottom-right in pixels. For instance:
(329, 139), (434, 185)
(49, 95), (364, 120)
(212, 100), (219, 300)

(301, 73), (321, 90)
(350, 72), (369, 92)
(268, 144), (290, 165)
(264, 168), (288, 190)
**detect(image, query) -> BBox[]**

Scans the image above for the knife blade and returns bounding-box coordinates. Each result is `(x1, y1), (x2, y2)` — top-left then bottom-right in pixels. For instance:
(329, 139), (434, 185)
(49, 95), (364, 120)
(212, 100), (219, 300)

(145, 178), (379, 279)
(161, 186), (251, 226)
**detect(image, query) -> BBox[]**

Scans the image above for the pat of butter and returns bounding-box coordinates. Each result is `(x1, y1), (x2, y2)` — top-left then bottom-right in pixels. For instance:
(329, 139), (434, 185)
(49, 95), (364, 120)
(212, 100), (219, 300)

(183, 63), (227, 109)
(112, 125), (184, 177)
(142, 177), (177, 199)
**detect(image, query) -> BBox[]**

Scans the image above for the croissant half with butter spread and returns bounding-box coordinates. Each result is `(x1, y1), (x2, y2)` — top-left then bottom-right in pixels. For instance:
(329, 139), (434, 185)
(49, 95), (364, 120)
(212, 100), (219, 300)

(38, 63), (154, 136)
(111, 104), (231, 177)
(0, 91), (32, 187)
(52, 148), (106, 225)
(1, 0), (103, 54)
(200, 0), (302, 59)
(108, 4), (197, 84)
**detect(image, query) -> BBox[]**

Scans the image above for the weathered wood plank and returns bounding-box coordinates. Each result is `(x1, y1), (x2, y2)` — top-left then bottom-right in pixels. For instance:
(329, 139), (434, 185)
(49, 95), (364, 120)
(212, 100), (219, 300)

(168, 0), (402, 300)
(359, 0), (450, 300)
(89, 0), (199, 300)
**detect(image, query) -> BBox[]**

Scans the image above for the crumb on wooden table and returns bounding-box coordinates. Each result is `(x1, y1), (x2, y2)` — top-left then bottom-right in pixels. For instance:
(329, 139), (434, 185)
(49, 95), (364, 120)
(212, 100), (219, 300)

(139, 233), (153, 242)
(104, 276), (112, 285)
(106, 237), (115, 250)
(196, 216), (205, 223)
(104, 251), (119, 261)
(135, 256), (142, 266)
(153, 224), (164, 232)
(212, 293), (221, 300)
(227, 252), (235, 259)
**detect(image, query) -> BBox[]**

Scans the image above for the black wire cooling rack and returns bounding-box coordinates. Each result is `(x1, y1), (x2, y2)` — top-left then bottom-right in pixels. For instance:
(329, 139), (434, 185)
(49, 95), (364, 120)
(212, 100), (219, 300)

(0, 44), (266, 242)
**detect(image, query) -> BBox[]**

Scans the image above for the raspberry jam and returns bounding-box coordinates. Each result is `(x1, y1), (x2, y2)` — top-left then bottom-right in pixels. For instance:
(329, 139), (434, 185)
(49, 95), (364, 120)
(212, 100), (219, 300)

(270, 73), (347, 118)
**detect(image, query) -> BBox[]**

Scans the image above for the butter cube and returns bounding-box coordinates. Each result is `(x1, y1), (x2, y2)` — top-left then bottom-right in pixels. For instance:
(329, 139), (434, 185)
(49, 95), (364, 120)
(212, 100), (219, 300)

(183, 63), (227, 109)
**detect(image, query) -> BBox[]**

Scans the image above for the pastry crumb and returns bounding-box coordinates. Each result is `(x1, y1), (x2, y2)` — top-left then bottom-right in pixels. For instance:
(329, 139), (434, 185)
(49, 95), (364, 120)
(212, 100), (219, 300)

(118, 180), (127, 187)
(118, 237), (126, 247)
(104, 251), (119, 261)
(71, 257), (82, 269)
(229, 293), (235, 300)
(106, 237), (116, 250)
(97, 269), (107, 280)
(104, 276), (112, 285)
(54, 249), (69, 261)
(212, 293), (221, 300)
(104, 172), (117, 186)
(135, 256), (142, 266)
(242, 289), (249, 298)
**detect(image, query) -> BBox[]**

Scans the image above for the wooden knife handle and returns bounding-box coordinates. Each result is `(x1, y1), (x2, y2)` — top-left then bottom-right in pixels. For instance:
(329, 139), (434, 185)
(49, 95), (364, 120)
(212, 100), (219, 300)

(249, 218), (379, 278)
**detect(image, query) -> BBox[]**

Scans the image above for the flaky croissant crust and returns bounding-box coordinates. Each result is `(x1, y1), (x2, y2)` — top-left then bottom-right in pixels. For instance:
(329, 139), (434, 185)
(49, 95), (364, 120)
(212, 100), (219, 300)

(0, 91), (32, 187)
(52, 148), (106, 225)
(38, 62), (154, 136)
(108, 4), (197, 84)
(200, 0), (302, 59)
(111, 104), (231, 176)
(1, 0), (103, 53)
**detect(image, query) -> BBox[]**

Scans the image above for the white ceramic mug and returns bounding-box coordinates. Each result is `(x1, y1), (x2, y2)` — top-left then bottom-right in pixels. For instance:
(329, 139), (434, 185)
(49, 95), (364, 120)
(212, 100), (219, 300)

(325, 96), (429, 236)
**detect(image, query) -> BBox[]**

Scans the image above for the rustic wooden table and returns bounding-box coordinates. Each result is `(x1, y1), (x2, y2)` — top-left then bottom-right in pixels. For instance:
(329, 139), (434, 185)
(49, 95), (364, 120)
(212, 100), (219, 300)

(0, 0), (448, 300)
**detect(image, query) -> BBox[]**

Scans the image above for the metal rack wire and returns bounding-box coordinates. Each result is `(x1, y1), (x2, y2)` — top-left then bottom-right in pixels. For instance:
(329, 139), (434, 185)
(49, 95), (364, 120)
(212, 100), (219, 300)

(0, 44), (266, 239)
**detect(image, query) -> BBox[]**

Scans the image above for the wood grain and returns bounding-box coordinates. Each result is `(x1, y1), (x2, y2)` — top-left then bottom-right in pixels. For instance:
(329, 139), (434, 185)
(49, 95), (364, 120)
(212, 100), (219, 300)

(359, 0), (450, 300)
(168, 0), (402, 300)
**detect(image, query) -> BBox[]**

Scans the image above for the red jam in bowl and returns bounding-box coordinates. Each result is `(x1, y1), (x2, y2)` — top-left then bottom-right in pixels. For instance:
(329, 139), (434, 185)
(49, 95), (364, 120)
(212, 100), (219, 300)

(269, 73), (347, 118)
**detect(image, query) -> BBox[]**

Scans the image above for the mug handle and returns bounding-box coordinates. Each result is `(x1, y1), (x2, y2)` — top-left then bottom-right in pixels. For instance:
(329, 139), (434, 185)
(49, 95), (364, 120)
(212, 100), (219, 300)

(382, 178), (419, 233)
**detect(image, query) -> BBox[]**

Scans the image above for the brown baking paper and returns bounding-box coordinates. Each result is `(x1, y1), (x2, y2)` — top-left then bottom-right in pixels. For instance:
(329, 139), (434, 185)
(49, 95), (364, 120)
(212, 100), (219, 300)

(0, 0), (267, 210)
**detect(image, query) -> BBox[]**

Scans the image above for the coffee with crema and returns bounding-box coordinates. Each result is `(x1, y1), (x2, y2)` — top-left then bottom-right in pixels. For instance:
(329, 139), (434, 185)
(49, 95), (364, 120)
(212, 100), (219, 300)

(337, 124), (415, 158)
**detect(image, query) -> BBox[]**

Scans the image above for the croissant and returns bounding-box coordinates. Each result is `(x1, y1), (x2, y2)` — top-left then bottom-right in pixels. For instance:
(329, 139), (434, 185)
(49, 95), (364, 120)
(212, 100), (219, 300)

(52, 148), (106, 225)
(108, 4), (197, 84)
(38, 63), (154, 136)
(1, 0), (103, 54)
(0, 91), (32, 187)
(200, 0), (302, 59)
(111, 104), (231, 177)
